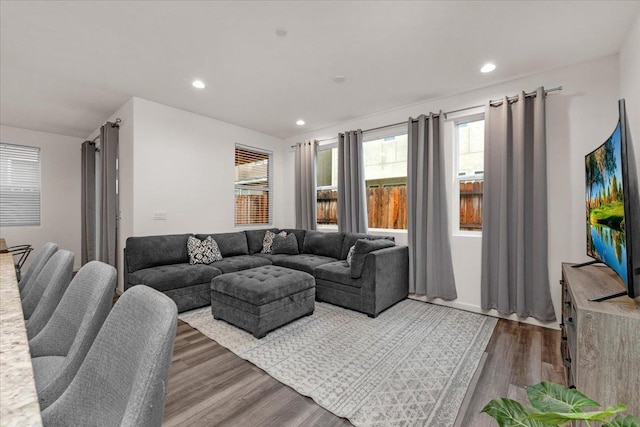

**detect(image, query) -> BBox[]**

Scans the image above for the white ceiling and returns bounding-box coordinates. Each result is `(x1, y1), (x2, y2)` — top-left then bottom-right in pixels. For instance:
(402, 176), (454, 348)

(1, 1), (639, 139)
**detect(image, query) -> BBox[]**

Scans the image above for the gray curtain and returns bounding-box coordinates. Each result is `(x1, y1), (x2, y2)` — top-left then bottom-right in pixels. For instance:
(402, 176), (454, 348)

(295, 140), (318, 230)
(99, 122), (119, 268)
(481, 87), (556, 321)
(407, 113), (457, 299)
(81, 141), (96, 265)
(338, 130), (368, 233)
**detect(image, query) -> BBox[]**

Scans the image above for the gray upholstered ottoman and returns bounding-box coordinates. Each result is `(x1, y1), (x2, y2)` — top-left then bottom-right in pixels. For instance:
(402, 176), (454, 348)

(210, 265), (315, 338)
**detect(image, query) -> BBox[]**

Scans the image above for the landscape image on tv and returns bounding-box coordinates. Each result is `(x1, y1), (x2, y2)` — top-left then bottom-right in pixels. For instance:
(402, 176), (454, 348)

(585, 122), (628, 285)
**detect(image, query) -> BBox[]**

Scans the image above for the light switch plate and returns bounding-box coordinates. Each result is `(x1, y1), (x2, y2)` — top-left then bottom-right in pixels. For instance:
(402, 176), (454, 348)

(153, 211), (167, 221)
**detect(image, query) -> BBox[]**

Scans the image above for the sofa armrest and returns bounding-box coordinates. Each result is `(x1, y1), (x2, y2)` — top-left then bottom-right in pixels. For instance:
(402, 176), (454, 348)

(360, 246), (409, 317)
(123, 247), (131, 290)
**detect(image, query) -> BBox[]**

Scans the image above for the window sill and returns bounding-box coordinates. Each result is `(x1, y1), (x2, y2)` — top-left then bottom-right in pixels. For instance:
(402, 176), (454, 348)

(368, 228), (407, 234)
(453, 230), (482, 238)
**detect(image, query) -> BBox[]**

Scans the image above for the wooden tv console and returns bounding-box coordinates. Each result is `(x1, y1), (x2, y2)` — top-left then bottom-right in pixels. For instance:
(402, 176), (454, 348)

(560, 263), (640, 421)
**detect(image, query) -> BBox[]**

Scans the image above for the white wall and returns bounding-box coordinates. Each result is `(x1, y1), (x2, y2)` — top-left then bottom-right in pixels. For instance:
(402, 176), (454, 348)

(284, 55), (622, 328)
(620, 13), (640, 302)
(0, 125), (83, 271)
(126, 97), (286, 235)
(620, 13), (640, 172)
(86, 99), (134, 293)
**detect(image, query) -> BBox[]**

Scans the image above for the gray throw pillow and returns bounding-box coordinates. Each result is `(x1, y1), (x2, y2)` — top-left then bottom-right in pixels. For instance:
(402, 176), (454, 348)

(187, 236), (223, 264)
(272, 233), (299, 255)
(261, 230), (287, 254)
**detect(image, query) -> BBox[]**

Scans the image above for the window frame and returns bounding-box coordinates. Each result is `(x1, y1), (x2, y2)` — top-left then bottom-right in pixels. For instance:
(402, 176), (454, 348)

(452, 113), (485, 236)
(234, 144), (273, 226)
(362, 125), (408, 231)
(0, 142), (41, 227)
(316, 140), (339, 230)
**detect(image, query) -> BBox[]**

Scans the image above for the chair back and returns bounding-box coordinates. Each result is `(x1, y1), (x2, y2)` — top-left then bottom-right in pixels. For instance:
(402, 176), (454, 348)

(19, 242), (58, 294)
(42, 285), (178, 427)
(23, 250), (74, 339)
(29, 261), (116, 409)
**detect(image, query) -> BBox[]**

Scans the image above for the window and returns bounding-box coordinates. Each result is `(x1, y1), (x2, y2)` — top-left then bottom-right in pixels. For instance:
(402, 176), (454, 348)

(363, 131), (408, 229)
(0, 143), (41, 226)
(316, 145), (338, 226)
(234, 145), (272, 225)
(455, 118), (484, 231)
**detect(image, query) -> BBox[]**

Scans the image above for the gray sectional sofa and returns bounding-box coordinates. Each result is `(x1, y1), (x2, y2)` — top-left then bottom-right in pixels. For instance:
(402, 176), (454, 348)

(124, 228), (409, 317)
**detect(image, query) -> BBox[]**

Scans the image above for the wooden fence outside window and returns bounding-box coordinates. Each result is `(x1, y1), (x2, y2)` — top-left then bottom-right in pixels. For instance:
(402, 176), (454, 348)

(317, 187), (408, 229)
(459, 180), (483, 230)
(317, 182), (483, 231)
(235, 194), (269, 225)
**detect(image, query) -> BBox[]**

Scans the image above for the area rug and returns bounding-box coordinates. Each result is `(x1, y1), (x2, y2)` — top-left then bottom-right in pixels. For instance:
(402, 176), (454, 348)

(179, 299), (497, 427)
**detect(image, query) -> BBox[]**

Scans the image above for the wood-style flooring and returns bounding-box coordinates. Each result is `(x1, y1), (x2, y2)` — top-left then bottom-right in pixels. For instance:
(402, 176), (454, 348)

(162, 314), (563, 427)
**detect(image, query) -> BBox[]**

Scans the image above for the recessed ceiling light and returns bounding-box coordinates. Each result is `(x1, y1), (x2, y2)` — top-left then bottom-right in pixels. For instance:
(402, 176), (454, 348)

(480, 63), (496, 73)
(192, 80), (205, 89)
(276, 27), (287, 37)
(296, 119), (305, 126)
(333, 75), (346, 83)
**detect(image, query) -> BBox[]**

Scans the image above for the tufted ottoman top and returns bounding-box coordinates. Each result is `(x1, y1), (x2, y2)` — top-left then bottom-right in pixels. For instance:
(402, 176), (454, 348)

(211, 265), (315, 306)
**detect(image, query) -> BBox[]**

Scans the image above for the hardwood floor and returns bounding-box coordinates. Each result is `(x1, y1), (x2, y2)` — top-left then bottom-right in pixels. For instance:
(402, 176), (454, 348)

(162, 316), (563, 427)
(456, 319), (565, 427)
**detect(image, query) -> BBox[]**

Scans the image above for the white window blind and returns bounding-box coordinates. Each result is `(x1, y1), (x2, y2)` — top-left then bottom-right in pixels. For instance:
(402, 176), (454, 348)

(234, 145), (272, 225)
(0, 143), (41, 226)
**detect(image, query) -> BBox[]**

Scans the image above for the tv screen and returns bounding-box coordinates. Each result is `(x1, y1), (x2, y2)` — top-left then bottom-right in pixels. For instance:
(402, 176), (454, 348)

(584, 99), (639, 298)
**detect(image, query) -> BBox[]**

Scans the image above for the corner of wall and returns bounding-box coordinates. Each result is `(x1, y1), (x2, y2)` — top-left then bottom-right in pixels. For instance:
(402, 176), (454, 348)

(620, 12), (640, 167)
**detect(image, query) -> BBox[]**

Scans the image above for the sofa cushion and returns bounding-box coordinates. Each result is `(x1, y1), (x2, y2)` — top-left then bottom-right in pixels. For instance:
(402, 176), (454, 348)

(340, 233), (395, 260)
(278, 229), (306, 254)
(272, 253), (337, 275)
(187, 236), (223, 264)
(126, 234), (191, 273)
(351, 238), (396, 278)
(211, 265), (314, 306)
(209, 255), (272, 273)
(272, 233), (299, 255)
(253, 253), (292, 264)
(302, 231), (344, 259)
(245, 228), (278, 255)
(196, 232), (249, 257)
(261, 230), (287, 254)
(314, 261), (362, 288)
(129, 263), (221, 292)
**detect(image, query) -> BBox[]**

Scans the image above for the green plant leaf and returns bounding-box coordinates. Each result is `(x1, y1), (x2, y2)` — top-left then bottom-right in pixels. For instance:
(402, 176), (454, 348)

(526, 405), (628, 424)
(603, 415), (640, 427)
(481, 398), (554, 427)
(526, 382), (600, 413)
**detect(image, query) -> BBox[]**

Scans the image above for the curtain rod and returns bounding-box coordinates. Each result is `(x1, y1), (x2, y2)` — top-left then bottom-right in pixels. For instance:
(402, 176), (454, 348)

(89, 118), (122, 143)
(291, 86), (562, 147)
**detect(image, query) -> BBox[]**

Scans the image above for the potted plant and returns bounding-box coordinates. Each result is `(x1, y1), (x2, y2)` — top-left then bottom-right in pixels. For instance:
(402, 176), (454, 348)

(482, 382), (639, 426)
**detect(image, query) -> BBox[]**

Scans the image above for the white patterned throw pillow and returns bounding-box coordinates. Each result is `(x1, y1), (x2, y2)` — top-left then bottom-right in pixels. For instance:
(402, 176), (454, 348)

(187, 236), (222, 264)
(346, 244), (356, 266)
(261, 230), (287, 254)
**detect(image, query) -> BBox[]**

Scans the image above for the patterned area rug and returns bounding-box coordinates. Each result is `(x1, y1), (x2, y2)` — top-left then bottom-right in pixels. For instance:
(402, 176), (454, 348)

(179, 299), (496, 427)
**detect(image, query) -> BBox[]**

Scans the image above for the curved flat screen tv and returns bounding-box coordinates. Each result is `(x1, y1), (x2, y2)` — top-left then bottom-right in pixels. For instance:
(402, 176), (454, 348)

(584, 99), (640, 299)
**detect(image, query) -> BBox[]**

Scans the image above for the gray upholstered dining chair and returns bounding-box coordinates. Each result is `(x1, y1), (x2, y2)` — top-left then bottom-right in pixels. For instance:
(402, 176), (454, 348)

(41, 285), (178, 427)
(22, 250), (74, 339)
(30, 261), (117, 410)
(19, 242), (58, 295)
